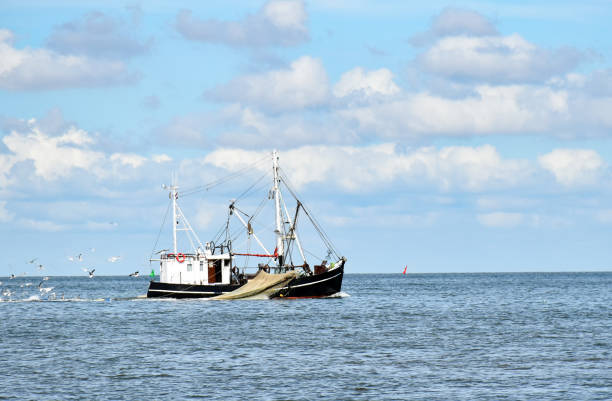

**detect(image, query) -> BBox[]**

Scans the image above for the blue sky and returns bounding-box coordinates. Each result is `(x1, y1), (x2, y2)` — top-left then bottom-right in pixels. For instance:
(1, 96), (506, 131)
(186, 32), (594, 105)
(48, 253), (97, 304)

(1, 0), (612, 276)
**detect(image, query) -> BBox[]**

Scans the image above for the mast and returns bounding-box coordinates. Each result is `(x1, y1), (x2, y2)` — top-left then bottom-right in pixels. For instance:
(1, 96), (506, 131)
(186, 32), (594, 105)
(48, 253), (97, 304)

(272, 150), (284, 266)
(171, 183), (178, 255)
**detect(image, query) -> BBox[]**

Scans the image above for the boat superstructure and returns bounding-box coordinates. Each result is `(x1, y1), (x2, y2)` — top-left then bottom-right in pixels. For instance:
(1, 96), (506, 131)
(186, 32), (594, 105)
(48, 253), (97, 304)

(147, 150), (345, 299)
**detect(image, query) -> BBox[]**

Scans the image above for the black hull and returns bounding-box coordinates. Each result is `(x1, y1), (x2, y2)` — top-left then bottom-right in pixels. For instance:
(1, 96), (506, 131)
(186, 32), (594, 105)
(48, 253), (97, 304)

(274, 264), (344, 299)
(146, 264), (344, 299)
(147, 281), (242, 298)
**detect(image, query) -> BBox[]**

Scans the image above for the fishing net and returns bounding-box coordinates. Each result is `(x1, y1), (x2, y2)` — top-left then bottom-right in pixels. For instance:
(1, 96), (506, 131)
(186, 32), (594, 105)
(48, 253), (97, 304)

(211, 270), (298, 300)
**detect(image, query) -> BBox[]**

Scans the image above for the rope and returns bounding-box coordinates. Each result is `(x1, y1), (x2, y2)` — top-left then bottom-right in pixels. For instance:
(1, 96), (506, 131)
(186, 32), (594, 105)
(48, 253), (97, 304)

(181, 155), (269, 197)
(278, 169), (340, 260)
(303, 247), (324, 263)
(150, 199), (171, 260)
(234, 172), (269, 202)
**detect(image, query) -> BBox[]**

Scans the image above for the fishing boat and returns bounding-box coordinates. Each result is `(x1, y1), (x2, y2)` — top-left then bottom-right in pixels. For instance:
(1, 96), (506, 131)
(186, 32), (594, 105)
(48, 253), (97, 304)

(147, 150), (345, 299)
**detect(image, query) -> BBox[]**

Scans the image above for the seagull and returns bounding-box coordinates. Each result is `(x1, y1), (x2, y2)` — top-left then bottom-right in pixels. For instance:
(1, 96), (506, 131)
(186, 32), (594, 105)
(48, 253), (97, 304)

(38, 281), (54, 294)
(82, 268), (95, 278)
(9, 274), (15, 279)
(107, 256), (121, 263)
(37, 264), (44, 271)
(129, 271), (139, 277)
(39, 286), (53, 294)
(28, 258), (38, 264)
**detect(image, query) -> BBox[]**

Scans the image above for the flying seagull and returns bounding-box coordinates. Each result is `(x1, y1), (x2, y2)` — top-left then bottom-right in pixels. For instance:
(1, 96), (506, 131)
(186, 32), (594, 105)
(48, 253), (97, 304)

(82, 268), (95, 278)
(107, 256), (121, 263)
(38, 281), (54, 294)
(129, 271), (139, 277)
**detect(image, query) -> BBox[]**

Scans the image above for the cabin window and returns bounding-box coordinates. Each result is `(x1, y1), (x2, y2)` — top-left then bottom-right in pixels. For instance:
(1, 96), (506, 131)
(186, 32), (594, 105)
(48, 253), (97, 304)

(187, 263), (192, 272)
(200, 261), (204, 272)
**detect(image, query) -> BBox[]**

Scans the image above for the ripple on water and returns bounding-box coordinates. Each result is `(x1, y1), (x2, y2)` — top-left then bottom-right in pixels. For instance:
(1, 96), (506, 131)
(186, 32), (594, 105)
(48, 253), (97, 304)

(0, 273), (611, 400)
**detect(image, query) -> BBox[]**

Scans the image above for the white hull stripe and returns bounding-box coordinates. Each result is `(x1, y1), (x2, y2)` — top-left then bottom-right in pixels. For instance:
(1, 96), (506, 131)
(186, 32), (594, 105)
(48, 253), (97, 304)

(279, 271), (342, 290)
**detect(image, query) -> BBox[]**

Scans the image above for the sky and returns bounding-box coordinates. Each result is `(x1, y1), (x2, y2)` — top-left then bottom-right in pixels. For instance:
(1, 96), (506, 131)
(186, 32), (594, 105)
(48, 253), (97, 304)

(1, 0), (612, 276)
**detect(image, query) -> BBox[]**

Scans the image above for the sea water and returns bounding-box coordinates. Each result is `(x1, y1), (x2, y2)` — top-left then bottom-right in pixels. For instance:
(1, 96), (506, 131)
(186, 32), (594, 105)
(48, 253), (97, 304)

(1, 273), (610, 400)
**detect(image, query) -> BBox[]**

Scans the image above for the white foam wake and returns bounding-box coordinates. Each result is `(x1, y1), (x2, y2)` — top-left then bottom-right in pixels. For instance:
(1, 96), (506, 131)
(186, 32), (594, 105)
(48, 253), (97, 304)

(326, 291), (350, 298)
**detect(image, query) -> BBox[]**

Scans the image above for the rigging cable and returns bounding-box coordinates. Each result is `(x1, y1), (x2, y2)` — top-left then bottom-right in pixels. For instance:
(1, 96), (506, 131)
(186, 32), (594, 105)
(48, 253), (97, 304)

(180, 155), (270, 197)
(278, 168), (340, 260)
(234, 171), (269, 203)
(212, 213), (231, 245)
(149, 199), (172, 261)
(303, 247), (325, 263)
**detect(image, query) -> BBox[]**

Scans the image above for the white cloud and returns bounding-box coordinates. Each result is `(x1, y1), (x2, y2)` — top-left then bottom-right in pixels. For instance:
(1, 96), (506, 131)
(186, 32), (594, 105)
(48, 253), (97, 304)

(418, 33), (583, 84)
(538, 149), (605, 187)
(160, 104), (358, 149)
(2, 124), (105, 181)
(338, 85), (570, 137)
(175, 0), (308, 47)
(409, 8), (584, 84)
(333, 67), (400, 98)
(202, 143), (533, 192)
(0, 201), (13, 222)
(0, 153), (16, 187)
(109, 153), (147, 168)
(209, 56), (329, 111)
(263, 0), (307, 30)
(0, 118), (171, 187)
(410, 8), (498, 46)
(46, 11), (150, 59)
(0, 29), (135, 90)
(152, 154), (172, 163)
